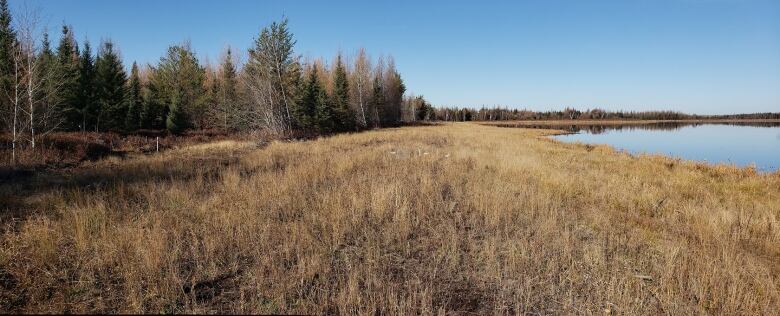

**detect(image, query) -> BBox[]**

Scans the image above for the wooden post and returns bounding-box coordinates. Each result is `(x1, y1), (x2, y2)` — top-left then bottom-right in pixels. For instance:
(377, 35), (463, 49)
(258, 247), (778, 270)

(156, 137), (159, 152)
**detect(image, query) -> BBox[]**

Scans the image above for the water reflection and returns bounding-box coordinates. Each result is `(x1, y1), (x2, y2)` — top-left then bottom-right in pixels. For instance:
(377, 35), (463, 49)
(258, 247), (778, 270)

(514, 121), (780, 134)
(535, 122), (780, 172)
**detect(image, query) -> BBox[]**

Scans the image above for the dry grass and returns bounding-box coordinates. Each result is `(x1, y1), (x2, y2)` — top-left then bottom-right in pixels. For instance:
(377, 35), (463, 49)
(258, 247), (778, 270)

(1, 123), (778, 314)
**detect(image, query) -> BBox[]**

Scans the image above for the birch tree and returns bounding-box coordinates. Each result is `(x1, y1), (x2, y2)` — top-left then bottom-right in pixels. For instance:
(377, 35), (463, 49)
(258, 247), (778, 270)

(349, 48), (371, 128)
(244, 18), (298, 136)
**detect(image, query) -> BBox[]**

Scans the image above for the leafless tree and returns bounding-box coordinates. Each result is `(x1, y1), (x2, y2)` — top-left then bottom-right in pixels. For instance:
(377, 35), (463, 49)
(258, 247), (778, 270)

(15, 8), (62, 149)
(350, 48), (371, 128)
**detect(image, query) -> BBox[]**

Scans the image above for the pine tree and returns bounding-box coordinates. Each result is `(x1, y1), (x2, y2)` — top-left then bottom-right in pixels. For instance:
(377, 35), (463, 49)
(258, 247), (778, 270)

(166, 91), (185, 134)
(94, 40), (127, 131)
(331, 54), (354, 132)
(246, 18), (298, 134)
(125, 62), (142, 131)
(75, 40), (96, 131)
(151, 44), (204, 132)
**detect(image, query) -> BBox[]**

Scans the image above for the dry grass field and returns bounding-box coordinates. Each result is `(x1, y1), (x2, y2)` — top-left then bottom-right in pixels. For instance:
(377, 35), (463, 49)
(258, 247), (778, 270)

(1, 123), (779, 314)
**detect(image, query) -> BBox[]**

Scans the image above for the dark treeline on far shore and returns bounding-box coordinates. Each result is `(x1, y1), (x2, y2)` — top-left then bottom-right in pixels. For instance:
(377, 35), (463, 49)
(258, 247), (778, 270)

(430, 106), (780, 122)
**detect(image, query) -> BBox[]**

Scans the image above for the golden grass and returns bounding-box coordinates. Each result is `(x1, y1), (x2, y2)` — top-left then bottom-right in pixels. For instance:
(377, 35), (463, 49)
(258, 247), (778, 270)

(1, 123), (778, 314)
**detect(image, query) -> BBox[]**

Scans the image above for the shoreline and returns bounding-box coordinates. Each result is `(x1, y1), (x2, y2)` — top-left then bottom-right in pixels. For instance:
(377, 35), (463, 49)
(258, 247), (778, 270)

(480, 118), (780, 127)
(475, 121), (780, 174)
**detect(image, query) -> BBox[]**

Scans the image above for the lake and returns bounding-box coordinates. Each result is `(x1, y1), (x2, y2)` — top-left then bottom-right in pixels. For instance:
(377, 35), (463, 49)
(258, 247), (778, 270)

(545, 122), (780, 172)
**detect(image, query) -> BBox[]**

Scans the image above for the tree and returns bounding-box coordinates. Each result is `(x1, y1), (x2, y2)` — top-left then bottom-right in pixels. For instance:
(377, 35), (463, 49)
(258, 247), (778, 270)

(413, 96), (433, 121)
(331, 54), (354, 132)
(139, 71), (163, 130)
(370, 72), (385, 128)
(75, 40), (96, 131)
(0, 0), (15, 133)
(312, 66), (335, 133)
(165, 90), (185, 133)
(215, 47), (238, 130)
(350, 48), (370, 128)
(37, 31), (61, 134)
(382, 57), (405, 126)
(94, 40), (127, 131)
(244, 18), (298, 135)
(16, 9), (63, 148)
(296, 64), (319, 131)
(150, 43), (205, 132)
(56, 25), (80, 130)
(124, 62), (142, 131)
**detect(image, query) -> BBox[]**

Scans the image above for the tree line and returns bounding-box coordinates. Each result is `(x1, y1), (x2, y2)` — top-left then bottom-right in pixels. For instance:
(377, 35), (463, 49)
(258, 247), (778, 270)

(0, 2), (431, 164)
(431, 106), (780, 122)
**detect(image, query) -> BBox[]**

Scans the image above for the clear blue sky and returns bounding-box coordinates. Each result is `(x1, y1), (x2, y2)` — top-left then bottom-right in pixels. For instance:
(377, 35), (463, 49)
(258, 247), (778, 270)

(10, 0), (780, 114)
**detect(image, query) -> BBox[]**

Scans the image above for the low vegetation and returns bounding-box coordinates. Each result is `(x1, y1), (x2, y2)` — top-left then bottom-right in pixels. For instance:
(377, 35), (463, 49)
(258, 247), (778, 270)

(1, 123), (778, 314)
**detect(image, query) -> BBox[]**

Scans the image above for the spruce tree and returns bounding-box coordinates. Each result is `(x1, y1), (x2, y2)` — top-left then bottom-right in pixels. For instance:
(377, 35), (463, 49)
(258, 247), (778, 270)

(75, 40), (96, 131)
(94, 40), (127, 131)
(370, 74), (385, 128)
(140, 81), (162, 130)
(56, 25), (80, 130)
(314, 77), (334, 133)
(0, 0), (14, 128)
(331, 55), (354, 132)
(124, 62), (142, 131)
(38, 32), (59, 132)
(217, 48), (237, 129)
(296, 66), (320, 131)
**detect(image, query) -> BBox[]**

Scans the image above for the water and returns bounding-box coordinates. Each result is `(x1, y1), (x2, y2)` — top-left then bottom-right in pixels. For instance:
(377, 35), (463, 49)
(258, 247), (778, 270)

(547, 122), (780, 172)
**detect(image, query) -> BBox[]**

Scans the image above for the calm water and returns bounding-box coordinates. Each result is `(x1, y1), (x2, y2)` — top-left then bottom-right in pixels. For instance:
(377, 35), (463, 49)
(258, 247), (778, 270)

(548, 122), (780, 171)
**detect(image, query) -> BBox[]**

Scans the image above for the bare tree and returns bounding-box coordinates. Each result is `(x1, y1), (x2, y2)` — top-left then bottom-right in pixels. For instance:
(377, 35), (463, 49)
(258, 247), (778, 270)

(15, 9), (62, 149)
(5, 40), (23, 164)
(350, 48), (371, 128)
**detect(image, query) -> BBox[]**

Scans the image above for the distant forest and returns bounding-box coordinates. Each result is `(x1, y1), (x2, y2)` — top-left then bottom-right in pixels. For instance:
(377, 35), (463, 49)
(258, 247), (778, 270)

(429, 107), (780, 122)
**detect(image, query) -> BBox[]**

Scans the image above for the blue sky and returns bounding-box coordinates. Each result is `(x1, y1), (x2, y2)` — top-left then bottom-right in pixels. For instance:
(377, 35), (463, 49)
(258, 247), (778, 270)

(10, 0), (780, 114)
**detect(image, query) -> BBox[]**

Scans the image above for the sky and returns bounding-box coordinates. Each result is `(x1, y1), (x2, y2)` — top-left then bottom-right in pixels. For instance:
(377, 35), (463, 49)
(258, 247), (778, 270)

(9, 0), (780, 114)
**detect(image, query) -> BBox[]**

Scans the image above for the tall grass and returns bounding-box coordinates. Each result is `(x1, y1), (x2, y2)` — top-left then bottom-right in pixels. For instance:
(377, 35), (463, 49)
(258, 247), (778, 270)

(1, 123), (778, 314)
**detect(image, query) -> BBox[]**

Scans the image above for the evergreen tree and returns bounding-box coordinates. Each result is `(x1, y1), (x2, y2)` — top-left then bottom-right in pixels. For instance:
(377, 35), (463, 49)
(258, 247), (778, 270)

(331, 55), (354, 132)
(165, 91), (185, 133)
(94, 40), (127, 131)
(38, 32), (60, 132)
(314, 77), (334, 133)
(75, 40), (96, 131)
(124, 62), (142, 131)
(140, 78), (163, 130)
(0, 0), (14, 130)
(56, 25), (80, 130)
(151, 44), (204, 132)
(370, 74), (385, 128)
(296, 65), (321, 131)
(216, 48), (237, 129)
(246, 18), (298, 134)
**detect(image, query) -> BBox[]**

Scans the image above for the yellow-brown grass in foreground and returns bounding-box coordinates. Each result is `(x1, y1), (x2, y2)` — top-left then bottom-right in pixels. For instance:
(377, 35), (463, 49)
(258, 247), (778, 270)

(1, 123), (778, 314)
